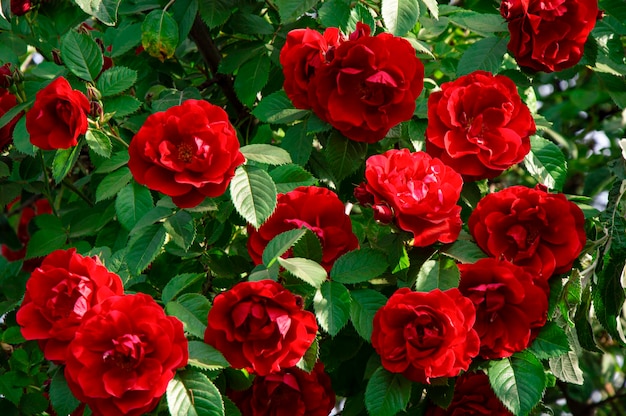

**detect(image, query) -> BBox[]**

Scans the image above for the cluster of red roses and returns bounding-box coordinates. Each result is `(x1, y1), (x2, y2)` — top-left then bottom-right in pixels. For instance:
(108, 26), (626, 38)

(16, 249), (188, 416)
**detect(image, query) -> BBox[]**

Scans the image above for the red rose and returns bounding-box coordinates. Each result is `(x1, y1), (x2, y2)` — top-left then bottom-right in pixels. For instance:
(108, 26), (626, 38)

(371, 288), (480, 383)
(458, 258), (548, 359)
(26, 77), (90, 150)
(468, 185), (586, 281)
(1, 197), (52, 271)
(204, 280), (318, 376)
(0, 88), (21, 149)
(360, 149), (463, 246)
(64, 293), (188, 416)
(500, 0), (599, 72)
(16, 248), (124, 362)
(128, 99), (245, 208)
(309, 23), (424, 143)
(229, 362), (335, 416)
(425, 70), (535, 181)
(247, 186), (358, 272)
(11, 0), (32, 15)
(425, 372), (513, 415)
(280, 27), (343, 109)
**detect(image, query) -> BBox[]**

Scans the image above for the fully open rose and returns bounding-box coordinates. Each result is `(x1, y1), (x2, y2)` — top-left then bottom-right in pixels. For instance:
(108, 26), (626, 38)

(280, 27), (342, 109)
(371, 288), (480, 383)
(468, 185), (586, 281)
(247, 186), (358, 271)
(229, 362), (335, 416)
(458, 258), (548, 359)
(500, 0), (599, 72)
(64, 293), (188, 416)
(16, 248), (124, 362)
(359, 149), (463, 246)
(425, 371), (513, 415)
(309, 23), (424, 143)
(128, 99), (245, 208)
(425, 70), (535, 181)
(25, 77), (89, 150)
(204, 280), (318, 376)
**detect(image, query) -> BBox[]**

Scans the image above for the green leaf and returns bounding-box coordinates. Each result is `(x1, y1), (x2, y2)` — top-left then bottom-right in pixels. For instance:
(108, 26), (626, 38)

(262, 228), (308, 266)
(167, 371), (225, 416)
(49, 368), (80, 416)
(281, 122), (313, 166)
(162, 273), (205, 304)
(292, 229), (323, 263)
(278, 257), (327, 288)
(297, 337), (319, 373)
(126, 223), (166, 274)
(313, 281), (351, 336)
(165, 293), (210, 339)
(447, 10), (507, 34)
(324, 133), (367, 183)
(85, 129), (112, 158)
(487, 351), (546, 416)
(103, 95), (142, 118)
(198, 0), (232, 29)
(95, 150), (130, 174)
(52, 145), (82, 184)
(350, 289), (388, 342)
(330, 248), (389, 284)
(234, 54), (270, 107)
(229, 12), (274, 35)
(115, 180), (154, 231)
(25, 228), (67, 259)
(421, 0), (439, 19)
(365, 367), (412, 416)
(440, 239), (488, 263)
(74, 0), (121, 26)
(187, 340), (230, 371)
(270, 164), (316, 193)
(164, 210), (196, 250)
(141, 9), (179, 61)
(456, 36), (508, 76)
(96, 166), (132, 202)
(275, 0), (318, 23)
(60, 31), (103, 82)
(240, 144), (292, 166)
(252, 91), (309, 124)
(170, 0), (198, 40)
(523, 136), (568, 191)
(0, 101), (28, 130)
(415, 257), (460, 292)
(230, 165), (277, 228)
(528, 322), (570, 360)
(96, 66), (138, 97)
(548, 326), (584, 385)
(12, 116), (35, 156)
(382, 0), (420, 36)
(319, 0), (351, 30)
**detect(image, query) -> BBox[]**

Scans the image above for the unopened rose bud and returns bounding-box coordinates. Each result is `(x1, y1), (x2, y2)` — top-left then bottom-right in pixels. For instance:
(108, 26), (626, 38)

(77, 23), (93, 35)
(354, 182), (375, 206)
(51, 49), (63, 66)
(11, 0), (32, 16)
(373, 203), (394, 224)
(0, 63), (13, 88)
(12, 68), (24, 84)
(86, 84), (101, 101)
(89, 100), (104, 120)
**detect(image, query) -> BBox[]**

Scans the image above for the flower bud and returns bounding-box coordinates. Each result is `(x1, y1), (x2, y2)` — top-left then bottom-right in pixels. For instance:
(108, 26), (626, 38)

(89, 100), (104, 121)
(51, 49), (63, 66)
(86, 84), (101, 101)
(0, 63), (13, 89)
(11, 0), (33, 16)
(372, 203), (394, 224)
(353, 182), (374, 206)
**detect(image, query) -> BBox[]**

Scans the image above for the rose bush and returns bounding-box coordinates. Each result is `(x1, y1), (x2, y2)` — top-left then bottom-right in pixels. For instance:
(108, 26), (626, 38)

(371, 287), (480, 383)
(357, 148), (463, 246)
(16, 248), (124, 362)
(468, 185), (587, 281)
(64, 293), (188, 416)
(229, 363), (335, 416)
(425, 70), (535, 181)
(128, 99), (245, 208)
(204, 280), (318, 376)
(25, 76), (90, 150)
(500, 0), (599, 72)
(458, 258), (548, 359)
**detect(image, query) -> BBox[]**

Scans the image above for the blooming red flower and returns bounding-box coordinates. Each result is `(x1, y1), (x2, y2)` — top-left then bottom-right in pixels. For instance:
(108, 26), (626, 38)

(468, 185), (586, 281)
(204, 280), (318, 376)
(16, 248), (124, 362)
(11, 0), (32, 15)
(280, 27), (343, 109)
(360, 149), (463, 246)
(64, 293), (188, 416)
(371, 287), (480, 383)
(0, 88), (21, 149)
(247, 186), (358, 272)
(425, 70), (535, 181)
(500, 0), (599, 72)
(229, 362), (335, 416)
(128, 99), (245, 208)
(458, 258), (548, 359)
(425, 371), (513, 415)
(309, 23), (424, 143)
(26, 77), (90, 150)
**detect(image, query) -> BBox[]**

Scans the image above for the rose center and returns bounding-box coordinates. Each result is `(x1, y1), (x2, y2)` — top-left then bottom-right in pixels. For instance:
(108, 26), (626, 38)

(177, 143), (194, 164)
(48, 277), (92, 320)
(405, 310), (444, 351)
(103, 333), (145, 370)
(55, 100), (73, 124)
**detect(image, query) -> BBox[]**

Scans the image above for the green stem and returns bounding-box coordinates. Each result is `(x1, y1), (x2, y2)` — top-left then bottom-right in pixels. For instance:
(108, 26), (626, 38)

(38, 150), (59, 217)
(62, 178), (94, 207)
